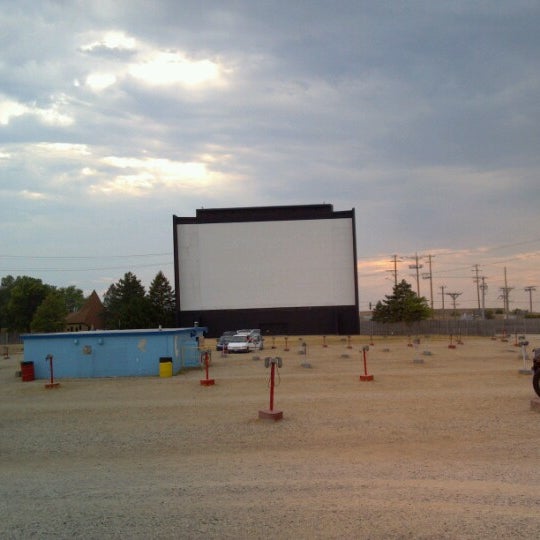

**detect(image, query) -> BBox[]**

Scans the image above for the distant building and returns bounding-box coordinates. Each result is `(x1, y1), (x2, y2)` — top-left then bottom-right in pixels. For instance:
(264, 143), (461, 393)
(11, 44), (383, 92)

(65, 290), (104, 331)
(22, 327), (206, 379)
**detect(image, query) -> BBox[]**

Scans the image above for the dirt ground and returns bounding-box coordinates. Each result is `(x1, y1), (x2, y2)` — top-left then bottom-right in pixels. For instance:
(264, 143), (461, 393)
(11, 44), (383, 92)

(1, 334), (539, 539)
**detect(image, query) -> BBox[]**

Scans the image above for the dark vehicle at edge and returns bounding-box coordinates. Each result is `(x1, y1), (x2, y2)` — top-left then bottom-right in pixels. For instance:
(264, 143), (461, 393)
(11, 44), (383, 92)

(533, 348), (540, 397)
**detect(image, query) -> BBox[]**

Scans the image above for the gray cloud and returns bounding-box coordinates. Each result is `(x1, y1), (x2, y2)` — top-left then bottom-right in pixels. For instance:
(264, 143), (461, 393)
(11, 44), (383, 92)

(0, 0), (539, 311)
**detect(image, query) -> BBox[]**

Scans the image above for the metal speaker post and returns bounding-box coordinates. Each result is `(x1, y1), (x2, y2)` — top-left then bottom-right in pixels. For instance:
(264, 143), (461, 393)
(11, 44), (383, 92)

(259, 357), (283, 421)
(518, 338), (531, 375)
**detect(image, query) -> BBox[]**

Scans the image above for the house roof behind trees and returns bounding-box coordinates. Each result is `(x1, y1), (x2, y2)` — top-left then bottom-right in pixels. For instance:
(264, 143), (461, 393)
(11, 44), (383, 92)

(65, 290), (104, 330)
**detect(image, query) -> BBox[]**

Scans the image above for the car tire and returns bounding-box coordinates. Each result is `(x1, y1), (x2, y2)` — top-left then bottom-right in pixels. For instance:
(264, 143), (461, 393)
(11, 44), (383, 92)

(533, 369), (540, 398)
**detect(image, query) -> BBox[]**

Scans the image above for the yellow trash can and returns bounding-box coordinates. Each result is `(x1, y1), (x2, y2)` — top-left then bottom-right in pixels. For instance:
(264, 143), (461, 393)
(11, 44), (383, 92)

(159, 357), (173, 377)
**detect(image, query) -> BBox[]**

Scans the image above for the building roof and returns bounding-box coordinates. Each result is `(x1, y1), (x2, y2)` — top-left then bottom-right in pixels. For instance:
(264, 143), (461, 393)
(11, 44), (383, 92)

(65, 290), (104, 329)
(22, 327), (206, 340)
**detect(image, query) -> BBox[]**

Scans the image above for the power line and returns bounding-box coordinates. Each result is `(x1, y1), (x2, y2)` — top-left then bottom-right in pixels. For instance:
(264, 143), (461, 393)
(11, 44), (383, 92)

(433, 237), (540, 257)
(481, 237), (540, 252)
(1, 252), (172, 260)
(0, 261), (173, 272)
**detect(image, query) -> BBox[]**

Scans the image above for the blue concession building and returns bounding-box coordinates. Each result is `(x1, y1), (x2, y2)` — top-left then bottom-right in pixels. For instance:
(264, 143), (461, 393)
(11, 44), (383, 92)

(21, 327), (206, 379)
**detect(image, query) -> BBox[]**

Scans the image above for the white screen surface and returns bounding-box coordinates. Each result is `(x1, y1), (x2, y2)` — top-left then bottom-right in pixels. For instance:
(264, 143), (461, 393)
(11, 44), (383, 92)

(177, 218), (356, 311)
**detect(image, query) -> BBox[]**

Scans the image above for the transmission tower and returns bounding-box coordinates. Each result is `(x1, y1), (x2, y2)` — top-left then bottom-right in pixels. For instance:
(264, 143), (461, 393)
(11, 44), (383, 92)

(446, 291), (462, 316)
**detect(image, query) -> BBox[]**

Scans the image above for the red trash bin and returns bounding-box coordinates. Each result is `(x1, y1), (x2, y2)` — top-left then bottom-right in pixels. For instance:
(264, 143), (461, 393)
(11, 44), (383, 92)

(21, 361), (35, 382)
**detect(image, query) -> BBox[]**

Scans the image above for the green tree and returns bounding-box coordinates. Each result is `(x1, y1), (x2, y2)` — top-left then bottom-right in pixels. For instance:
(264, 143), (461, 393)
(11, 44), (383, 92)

(148, 271), (176, 327)
(103, 272), (152, 329)
(5, 276), (53, 332)
(372, 279), (431, 323)
(31, 291), (68, 332)
(0, 275), (16, 331)
(57, 285), (85, 313)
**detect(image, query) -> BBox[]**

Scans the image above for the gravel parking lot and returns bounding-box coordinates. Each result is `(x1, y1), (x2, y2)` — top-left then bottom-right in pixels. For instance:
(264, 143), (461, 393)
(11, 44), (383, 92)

(1, 335), (539, 539)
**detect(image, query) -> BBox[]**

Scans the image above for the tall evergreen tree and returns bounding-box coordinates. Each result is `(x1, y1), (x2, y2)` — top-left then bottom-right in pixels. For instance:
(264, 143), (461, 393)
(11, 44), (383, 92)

(372, 279), (431, 323)
(148, 271), (176, 327)
(102, 272), (152, 329)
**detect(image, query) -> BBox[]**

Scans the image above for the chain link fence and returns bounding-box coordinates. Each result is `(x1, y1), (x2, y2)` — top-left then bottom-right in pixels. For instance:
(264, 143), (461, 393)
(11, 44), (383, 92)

(359, 318), (540, 337)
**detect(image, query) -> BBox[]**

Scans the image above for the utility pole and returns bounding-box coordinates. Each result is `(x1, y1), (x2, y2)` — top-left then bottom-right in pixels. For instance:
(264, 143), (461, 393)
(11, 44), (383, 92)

(387, 254), (400, 287)
(439, 285), (447, 319)
(524, 286), (536, 314)
(480, 276), (488, 318)
(422, 254), (434, 309)
(472, 264), (482, 317)
(499, 267), (513, 319)
(446, 292), (462, 316)
(408, 252), (423, 296)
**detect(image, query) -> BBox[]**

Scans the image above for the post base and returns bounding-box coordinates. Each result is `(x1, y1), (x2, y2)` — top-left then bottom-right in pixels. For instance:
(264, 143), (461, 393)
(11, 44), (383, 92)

(359, 374), (374, 381)
(200, 379), (215, 386)
(45, 382), (60, 389)
(258, 409), (283, 421)
(448, 344), (456, 349)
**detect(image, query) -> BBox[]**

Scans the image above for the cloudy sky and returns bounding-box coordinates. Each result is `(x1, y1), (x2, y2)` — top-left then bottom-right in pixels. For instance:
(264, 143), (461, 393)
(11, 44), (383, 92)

(1, 1), (539, 314)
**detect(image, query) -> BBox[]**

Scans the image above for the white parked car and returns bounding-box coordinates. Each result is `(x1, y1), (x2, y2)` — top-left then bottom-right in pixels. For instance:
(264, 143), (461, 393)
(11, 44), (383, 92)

(226, 333), (264, 353)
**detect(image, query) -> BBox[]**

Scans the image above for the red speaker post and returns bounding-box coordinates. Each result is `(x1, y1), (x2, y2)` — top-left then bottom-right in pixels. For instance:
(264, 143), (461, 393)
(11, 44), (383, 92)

(200, 351), (215, 386)
(45, 354), (60, 389)
(360, 346), (374, 382)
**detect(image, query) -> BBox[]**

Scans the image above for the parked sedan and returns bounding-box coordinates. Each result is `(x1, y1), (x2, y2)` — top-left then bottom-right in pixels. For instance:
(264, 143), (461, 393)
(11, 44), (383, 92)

(226, 334), (263, 353)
